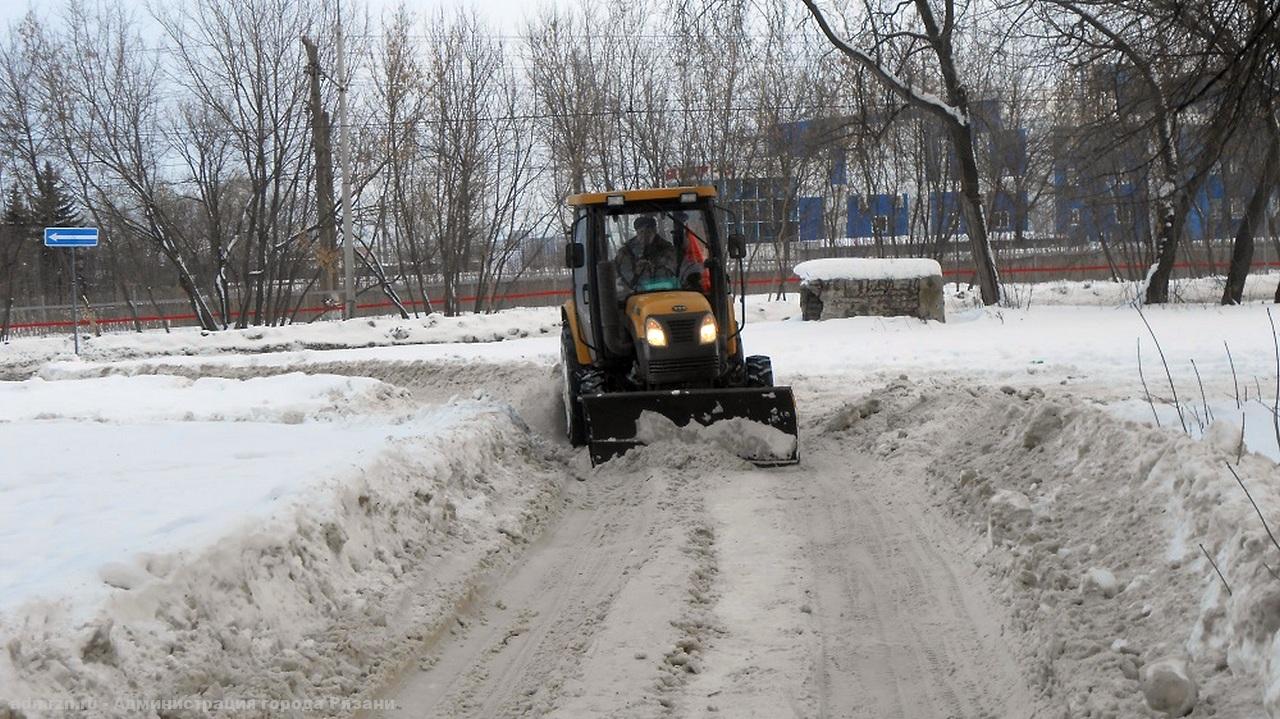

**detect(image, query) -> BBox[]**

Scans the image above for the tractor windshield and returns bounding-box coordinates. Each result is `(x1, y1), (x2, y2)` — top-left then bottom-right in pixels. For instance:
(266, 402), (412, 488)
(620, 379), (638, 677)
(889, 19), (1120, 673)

(605, 209), (713, 299)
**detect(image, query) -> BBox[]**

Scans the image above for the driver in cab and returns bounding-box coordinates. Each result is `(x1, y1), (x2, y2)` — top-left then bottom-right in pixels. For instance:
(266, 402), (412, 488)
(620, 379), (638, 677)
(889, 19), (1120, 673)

(616, 215), (677, 294)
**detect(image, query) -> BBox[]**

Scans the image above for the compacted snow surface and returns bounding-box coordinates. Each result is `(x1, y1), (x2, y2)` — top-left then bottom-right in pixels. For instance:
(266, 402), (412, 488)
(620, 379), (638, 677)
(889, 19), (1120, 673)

(2, 275), (1280, 718)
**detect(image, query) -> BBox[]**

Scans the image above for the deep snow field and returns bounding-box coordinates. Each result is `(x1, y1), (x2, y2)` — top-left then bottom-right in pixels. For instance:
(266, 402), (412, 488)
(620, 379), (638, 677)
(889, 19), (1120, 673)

(2, 274), (1280, 718)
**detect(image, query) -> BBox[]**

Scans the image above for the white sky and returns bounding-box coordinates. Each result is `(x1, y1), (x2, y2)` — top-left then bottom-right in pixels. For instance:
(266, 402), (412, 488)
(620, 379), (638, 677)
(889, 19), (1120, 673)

(0, 0), (558, 34)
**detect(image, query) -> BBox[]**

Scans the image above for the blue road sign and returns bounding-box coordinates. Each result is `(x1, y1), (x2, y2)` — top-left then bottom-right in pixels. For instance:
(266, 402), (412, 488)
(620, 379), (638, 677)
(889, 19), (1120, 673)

(44, 227), (99, 248)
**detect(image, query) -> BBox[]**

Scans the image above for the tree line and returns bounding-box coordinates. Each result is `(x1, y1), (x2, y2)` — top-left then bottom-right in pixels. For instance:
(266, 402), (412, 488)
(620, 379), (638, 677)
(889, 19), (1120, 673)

(0, 0), (1276, 334)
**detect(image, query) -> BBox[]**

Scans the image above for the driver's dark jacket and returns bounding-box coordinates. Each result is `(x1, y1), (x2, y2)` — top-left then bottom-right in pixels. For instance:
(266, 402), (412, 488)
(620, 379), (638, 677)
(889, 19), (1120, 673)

(615, 235), (678, 293)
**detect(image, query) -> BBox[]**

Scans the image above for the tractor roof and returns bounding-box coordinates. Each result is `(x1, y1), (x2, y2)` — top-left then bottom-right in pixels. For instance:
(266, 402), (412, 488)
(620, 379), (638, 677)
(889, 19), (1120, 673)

(566, 185), (718, 207)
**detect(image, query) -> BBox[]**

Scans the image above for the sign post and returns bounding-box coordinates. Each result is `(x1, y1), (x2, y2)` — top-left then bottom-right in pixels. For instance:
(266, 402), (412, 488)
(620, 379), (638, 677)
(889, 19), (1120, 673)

(44, 227), (99, 355)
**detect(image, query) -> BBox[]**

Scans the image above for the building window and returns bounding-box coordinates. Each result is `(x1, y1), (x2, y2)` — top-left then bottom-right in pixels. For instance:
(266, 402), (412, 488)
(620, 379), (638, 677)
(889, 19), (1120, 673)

(991, 210), (1011, 231)
(1116, 205), (1133, 224)
(1069, 207), (1081, 226)
(721, 177), (791, 243)
(1231, 198), (1244, 219)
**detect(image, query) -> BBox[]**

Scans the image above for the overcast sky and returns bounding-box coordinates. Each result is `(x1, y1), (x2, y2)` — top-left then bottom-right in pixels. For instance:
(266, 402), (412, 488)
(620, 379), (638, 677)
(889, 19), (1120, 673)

(0, 0), (557, 35)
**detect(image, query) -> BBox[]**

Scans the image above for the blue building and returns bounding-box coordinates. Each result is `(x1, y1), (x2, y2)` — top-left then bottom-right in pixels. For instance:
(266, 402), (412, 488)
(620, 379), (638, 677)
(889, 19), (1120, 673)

(930, 190), (1028, 235)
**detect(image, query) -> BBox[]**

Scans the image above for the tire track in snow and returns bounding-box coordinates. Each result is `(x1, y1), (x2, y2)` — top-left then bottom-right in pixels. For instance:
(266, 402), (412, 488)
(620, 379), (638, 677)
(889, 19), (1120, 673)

(798, 453), (922, 718)
(373, 460), (708, 718)
(791, 444), (1032, 718)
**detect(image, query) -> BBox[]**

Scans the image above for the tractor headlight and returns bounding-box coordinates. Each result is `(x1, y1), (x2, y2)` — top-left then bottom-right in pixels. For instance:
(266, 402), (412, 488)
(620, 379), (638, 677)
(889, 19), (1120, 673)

(699, 314), (717, 344)
(645, 318), (668, 347)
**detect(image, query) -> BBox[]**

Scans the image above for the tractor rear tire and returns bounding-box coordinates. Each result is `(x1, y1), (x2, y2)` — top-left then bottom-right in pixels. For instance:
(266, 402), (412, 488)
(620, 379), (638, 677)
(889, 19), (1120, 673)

(561, 324), (589, 446)
(744, 355), (774, 388)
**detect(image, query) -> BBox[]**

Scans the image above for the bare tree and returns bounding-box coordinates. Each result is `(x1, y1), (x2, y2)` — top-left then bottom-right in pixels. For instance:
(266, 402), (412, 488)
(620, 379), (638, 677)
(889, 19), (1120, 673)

(470, 55), (554, 313)
(419, 10), (504, 315)
(524, 5), (603, 199)
(1222, 115), (1279, 304)
(155, 0), (336, 326)
(802, 0), (1002, 305)
(371, 4), (434, 315)
(1040, 0), (1255, 303)
(43, 0), (220, 329)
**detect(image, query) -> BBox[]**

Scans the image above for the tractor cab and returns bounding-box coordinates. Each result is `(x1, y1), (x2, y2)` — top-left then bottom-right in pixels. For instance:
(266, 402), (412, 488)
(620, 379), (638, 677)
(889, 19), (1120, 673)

(564, 187), (746, 389)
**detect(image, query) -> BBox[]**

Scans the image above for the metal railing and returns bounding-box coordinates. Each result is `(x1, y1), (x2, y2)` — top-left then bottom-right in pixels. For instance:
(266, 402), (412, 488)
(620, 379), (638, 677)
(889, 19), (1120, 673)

(5, 237), (1278, 339)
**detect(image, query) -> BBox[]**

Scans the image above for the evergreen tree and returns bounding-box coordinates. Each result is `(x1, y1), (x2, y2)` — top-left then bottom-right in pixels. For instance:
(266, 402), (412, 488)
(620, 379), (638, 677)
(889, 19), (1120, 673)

(29, 162), (81, 228)
(0, 187), (31, 337)
(4, 186), (29, 227)
(2, 186), (31, 265)
(25, 163), (82, 301)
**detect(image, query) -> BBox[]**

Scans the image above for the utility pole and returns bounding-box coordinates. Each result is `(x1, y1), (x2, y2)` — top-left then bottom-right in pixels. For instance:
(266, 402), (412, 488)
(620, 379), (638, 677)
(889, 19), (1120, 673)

(338, 6), (355, 320)
(300, 36), (338, 303)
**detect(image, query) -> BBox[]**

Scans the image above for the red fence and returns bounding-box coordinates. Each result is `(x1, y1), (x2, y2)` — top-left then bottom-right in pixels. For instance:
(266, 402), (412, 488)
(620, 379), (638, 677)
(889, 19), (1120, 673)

(7, 256), (1280, 335)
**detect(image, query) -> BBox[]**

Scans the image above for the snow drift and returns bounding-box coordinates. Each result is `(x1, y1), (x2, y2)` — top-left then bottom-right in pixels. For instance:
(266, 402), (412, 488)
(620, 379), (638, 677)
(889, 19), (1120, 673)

(821, 381), (1280, 717)
(0, 400), (564, 719)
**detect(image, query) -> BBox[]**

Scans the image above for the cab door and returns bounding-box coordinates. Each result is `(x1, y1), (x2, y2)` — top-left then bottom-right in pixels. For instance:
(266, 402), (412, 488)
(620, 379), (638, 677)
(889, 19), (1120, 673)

(570, 209), (599, 362)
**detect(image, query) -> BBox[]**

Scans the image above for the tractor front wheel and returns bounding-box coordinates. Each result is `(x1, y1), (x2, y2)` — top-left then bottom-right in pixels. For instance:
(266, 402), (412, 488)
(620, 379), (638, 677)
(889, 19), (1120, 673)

(744, 355), (774, 388)
(561, 324), (589, 446)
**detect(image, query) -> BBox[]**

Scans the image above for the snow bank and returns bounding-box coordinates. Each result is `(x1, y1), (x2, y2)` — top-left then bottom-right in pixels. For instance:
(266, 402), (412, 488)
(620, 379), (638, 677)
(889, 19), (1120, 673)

(749, 301), (1280, 401)
(0, 373), (408, 424)
(952, 272), (1280, 309)
(0, 308), (562, 380)
(0, 421), (414, 618)
(794, 257), (942, 282)
(1107, 400), (1279, 463)
(822, 382), (1276, 716)
(0, 397), (565, 718)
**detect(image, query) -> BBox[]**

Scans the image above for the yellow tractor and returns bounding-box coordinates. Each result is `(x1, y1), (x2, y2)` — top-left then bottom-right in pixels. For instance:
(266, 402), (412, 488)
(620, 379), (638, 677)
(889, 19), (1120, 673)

(559, 185), (799, 466)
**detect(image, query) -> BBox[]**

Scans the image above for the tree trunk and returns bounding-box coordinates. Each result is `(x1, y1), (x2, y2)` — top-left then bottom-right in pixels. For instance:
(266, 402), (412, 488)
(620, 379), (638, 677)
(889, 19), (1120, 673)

(1223, 123), (1280, 304)
(1145, 164), (1223, 304)
(120, 281), (142, 332)
(950, 120), (1001, 304)
(145, 285), (171, 333)
(1, 292), (12, 342)
(80, 292), (101, 337)
(1098, 232), (1122, 283)
(1143, 196), (1182, 304)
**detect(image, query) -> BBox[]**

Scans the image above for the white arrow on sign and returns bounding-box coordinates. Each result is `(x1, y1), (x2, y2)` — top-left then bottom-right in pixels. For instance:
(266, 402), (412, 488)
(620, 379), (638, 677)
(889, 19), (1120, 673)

(44, 227), (99, 247)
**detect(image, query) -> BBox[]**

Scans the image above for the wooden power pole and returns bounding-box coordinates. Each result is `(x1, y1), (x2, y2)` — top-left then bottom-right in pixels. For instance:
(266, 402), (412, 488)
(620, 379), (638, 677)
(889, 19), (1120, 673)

(301, 35), (339, 306)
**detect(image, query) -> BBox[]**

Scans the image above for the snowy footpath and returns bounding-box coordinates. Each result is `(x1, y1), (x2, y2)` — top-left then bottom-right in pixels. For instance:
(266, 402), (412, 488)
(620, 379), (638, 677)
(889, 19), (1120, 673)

(2, 276), (1280, 717)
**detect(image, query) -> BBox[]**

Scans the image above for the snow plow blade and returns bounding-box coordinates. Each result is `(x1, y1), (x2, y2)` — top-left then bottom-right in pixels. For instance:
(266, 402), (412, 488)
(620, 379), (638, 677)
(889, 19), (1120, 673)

(581, 386), (799, 467)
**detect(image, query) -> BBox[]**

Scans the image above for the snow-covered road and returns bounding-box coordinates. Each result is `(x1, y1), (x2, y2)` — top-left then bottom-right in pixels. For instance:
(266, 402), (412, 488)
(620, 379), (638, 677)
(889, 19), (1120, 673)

(370, 430), (1036, 718)
(3, 279), (1280, 718)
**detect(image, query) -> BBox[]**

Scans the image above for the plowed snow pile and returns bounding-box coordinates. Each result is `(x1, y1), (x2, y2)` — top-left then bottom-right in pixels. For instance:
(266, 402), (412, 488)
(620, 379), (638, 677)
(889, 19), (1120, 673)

(633, 411), (797, 461)
(825, 380), (1278, 716)
(0, 382), (566, 718)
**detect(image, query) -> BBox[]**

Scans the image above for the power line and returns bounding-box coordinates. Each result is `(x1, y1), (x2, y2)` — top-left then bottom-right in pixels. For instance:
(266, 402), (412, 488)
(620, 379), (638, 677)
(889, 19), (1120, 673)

(3, 88), (1101, 149)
